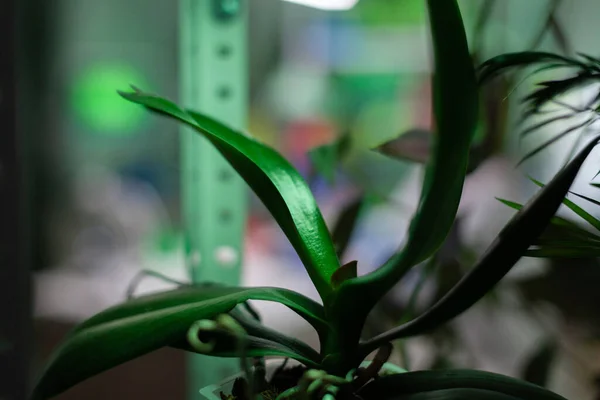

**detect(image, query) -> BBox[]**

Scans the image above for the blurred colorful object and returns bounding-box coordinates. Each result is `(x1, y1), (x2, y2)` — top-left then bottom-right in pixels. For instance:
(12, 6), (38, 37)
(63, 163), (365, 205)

(71, 63), (150, 135)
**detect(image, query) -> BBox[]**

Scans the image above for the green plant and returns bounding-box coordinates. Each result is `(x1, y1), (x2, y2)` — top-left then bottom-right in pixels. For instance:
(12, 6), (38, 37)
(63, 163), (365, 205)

(479, 51), (600, 165)
(479, 42), (600, 257)
(33, 1), (598, 399)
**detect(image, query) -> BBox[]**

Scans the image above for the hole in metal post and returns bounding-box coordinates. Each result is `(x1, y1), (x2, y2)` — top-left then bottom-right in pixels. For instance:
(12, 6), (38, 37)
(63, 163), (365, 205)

(215, 246), (238, 268)
(220, 210), (232, 222)
(217, 86), (232, 99)
(217, 44), (232, 58)
(219, 169), (233, 181)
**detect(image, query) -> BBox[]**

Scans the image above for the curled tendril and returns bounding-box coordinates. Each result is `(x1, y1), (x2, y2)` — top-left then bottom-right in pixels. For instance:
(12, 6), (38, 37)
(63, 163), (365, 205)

(186, 319), (220, 353)
(187, 314), (255, 398)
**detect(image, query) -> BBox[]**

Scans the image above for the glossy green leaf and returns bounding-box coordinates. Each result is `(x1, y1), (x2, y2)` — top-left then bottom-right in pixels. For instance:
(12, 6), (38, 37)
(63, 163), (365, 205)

(73, 285), (327, 335)
(32, 286), (327, 399)
(349, 0), (476, 297)
(360, 370), (566, 400)
(360, 136), (600, 355)
(323, 0), (479, 368)
(357, 0), (478, 284)
(119, 89), (340, 303)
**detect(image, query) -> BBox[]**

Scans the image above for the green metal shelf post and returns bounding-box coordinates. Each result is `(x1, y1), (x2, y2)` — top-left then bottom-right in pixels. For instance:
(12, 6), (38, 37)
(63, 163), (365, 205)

(179, 0), (248, 396)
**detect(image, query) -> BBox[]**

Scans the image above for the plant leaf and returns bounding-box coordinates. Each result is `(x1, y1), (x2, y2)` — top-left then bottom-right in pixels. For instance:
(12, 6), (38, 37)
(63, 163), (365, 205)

(524, 74), (600, 114)
(360, 369), (566, 400)
(569, 190), (600, 207)
(308, 133), (351, 186)
(330, 260), (358, 289)
(73, 285), (327, 335)
(375, 127), (505, 175)
(519, 113), (574, 138)
(360, 136), (600, 355)
(331, 195), (366, 259)
(119, 90), (340, 303)
(374, 128), (433, 164)
(478, 51), (581, 84)
(33, 286), (326, 399)
(531, 178), (600, 232)
(357, 0), (479, 285)
(517, 119), (593, 166)
(327, 0), (480, 365)
(526, 247), (600, 257)
(497, 199), (600, 243)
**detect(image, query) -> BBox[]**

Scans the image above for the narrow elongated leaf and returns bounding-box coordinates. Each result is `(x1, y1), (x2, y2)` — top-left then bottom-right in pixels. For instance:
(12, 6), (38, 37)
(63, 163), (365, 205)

(33, 286), (326, 400)
(497, 199), (600, 243)
(570, 190), (600, 207)
(359, 0), (478, 283)
(361, 136), (600, 355)
(73, 285), (327, 335)
(327, 0), (479, 363)
(526, 247), (600, 257)
(517, 119), (592, 166)
(519, 113), (573, 137)
(478, 51), (581, 83)
(360, 370), (566, 400)
(119, 89), (340, 303)
(578, 53), (600, 71)
(376, 0), (479, 271)
(531, 178), (600, 231)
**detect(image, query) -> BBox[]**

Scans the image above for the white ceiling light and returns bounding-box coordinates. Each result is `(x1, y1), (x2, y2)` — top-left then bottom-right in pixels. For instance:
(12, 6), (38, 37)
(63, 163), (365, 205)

(282, 0), (359, 11)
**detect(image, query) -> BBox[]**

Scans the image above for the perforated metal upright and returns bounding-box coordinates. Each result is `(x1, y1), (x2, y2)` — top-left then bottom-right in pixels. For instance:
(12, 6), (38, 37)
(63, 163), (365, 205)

(179, 0), (248, 396)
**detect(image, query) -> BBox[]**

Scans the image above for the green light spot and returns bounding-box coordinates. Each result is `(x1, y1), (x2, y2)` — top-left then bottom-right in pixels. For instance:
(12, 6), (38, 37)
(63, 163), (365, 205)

(347, 0), (425, 26)
(71, 63), (149, 135)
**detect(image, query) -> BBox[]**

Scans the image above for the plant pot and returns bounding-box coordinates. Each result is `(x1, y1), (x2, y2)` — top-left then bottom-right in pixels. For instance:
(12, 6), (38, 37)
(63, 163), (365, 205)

(199, 359), (285, 400)
(199, 372), (244, 400)
(198, 360), (406, 399)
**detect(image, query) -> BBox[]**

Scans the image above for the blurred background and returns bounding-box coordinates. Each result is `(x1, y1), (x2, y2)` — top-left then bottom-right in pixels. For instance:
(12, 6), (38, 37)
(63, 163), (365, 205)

(10, 0), (600, 399)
